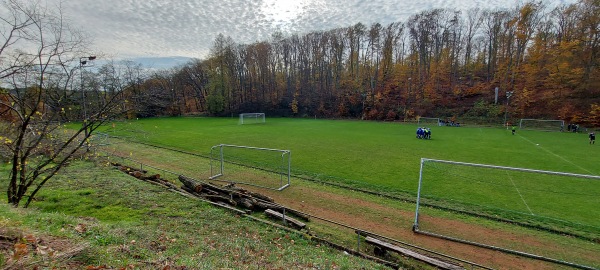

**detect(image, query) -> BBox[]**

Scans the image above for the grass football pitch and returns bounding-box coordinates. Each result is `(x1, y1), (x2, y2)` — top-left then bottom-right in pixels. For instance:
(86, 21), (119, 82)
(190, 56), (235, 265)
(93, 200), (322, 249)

(99, 117), (600, 236)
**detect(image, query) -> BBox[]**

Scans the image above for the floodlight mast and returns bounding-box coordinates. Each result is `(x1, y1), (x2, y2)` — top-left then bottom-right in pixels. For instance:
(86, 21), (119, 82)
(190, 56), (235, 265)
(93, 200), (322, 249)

(503, 91), (513, 128)
(80, 56), (96, 139)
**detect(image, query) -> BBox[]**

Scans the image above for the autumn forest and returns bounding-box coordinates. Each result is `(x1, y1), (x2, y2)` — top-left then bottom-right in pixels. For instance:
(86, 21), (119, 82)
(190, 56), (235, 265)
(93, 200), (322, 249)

(95, 0), (600, 126)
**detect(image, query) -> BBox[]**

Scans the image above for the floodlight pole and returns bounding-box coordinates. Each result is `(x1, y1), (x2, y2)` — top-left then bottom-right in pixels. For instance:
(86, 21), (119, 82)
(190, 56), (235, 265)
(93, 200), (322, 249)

(503, 91), (513, 128)
(80, 56), (96, 138)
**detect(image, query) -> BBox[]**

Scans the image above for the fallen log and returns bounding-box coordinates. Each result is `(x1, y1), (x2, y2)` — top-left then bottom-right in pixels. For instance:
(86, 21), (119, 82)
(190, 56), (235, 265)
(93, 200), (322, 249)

(113, 163), (148, 174)
(229, 186), (274, 202)
(253, 201), (310, 221)
(159, 180), (179, 189)
(365, 236), (464, 270)
(181, 186), (198, 196)
(245, 191), (274, 203)
(142, 174), (161, 181)
(201, 194), (237, 206)
(178, 175), (203, 193)
(264, 209), (306, 229)
(234, 197), (255, 210)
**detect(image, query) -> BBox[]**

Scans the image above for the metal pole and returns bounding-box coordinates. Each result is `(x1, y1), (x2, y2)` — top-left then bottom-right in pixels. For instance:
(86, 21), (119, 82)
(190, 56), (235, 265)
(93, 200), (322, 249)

(503, 91), (513, 128)
(79, 56), (96, 150)
(413, 158), (425, 231)
(80, 60), (86, 137)
(219, 144), (224, 175)
(357, 230), (361, 251)
(287, 151), (291, 187)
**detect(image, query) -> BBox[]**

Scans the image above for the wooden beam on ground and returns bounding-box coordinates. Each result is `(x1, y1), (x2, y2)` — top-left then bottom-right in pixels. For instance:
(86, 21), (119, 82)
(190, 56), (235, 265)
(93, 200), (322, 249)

(365, 236), (464, 270)
(264, 209), (306, 229)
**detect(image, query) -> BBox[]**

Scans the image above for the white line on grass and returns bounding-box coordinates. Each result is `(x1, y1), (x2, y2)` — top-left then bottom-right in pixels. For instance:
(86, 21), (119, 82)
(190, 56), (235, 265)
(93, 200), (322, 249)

(518, 134), (594, 175)
(506, 171), (534, 215)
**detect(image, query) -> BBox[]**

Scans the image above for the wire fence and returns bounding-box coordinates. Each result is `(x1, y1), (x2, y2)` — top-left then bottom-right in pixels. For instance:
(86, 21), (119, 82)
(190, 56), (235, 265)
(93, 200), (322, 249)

(98, 148), (491, 270)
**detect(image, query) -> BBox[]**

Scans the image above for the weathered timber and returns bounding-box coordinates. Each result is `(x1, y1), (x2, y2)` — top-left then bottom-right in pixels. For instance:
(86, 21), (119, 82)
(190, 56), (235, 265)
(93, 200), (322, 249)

(142, 174), (161, 181)
(234, 197), (255, 210)
(228, 186), (274, 202)
(244, 191), (274, 202)
(160, 180), (179, 189)
(264, 209), (306, 229)
(181, 186), (199, 196)
(365, 236), (464, 270)
(113, 163), (148, 174)
(253, 201), (310, 221)
(201, 194), (237, 206)
(178, 175), (203, 193)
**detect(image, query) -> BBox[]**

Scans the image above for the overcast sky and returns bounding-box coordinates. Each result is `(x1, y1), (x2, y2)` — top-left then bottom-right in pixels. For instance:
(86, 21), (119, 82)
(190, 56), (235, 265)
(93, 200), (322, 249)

(53, 0), (577, 60)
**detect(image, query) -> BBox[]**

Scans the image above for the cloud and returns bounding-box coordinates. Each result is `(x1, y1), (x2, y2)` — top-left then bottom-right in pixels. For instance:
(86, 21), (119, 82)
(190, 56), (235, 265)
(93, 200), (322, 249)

(52, 0), (577, 60)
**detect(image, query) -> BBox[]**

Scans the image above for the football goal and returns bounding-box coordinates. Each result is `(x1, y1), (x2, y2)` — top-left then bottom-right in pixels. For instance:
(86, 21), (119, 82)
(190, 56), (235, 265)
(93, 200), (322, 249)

(209, 144), (290, 190)
(239, 113), (265, 125)
(413, 158), (600, 269)
(417, 117), (441, 126)
(519, 119), (564, 131)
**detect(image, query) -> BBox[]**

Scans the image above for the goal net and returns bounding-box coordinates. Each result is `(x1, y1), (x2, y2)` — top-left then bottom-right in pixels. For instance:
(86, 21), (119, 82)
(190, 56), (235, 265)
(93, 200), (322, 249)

(239, 113), (265, 125)
(519, 119), (564, 131)
(413, 158), (600, 268)
(417, 117), (441, 126)
(209, 144), (290, 190)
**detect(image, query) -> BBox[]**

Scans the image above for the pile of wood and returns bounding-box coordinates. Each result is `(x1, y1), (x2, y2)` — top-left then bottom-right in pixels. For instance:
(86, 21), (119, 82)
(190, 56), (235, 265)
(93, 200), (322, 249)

(111, 162), (308, 230)
(178, 175), (309, 227)
(112, 163), (178, 189)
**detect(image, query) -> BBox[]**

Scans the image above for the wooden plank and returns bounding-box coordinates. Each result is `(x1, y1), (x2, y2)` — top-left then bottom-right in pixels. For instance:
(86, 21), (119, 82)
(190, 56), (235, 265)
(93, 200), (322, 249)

(365, 236), (464, 270)
(264, 209), (306, 229)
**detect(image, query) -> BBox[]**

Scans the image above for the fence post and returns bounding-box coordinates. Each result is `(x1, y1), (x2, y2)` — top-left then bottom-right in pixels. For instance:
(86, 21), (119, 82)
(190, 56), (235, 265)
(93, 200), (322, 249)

(282, 208), (287, 226)
(357, 230), (361, 252)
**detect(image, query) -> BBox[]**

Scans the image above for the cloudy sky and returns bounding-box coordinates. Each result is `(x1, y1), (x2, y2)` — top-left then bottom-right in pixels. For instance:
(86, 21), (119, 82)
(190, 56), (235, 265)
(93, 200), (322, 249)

(53, 0), (577, 61)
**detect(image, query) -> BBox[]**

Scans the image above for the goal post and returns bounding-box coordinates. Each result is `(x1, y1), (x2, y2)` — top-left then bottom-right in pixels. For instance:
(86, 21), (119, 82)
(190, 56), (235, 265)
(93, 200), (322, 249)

(417, 117), (442, 126)
(519, 119), (564, 131)
(413, 158), (600, 268)
(239, 113), (265, 125)
(209, 144), (290, 191)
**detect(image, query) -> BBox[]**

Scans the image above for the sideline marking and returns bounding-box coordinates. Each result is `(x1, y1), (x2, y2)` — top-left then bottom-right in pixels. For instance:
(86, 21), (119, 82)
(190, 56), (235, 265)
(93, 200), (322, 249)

(518, 134), (594, 175)
(506, 171), (534, 215)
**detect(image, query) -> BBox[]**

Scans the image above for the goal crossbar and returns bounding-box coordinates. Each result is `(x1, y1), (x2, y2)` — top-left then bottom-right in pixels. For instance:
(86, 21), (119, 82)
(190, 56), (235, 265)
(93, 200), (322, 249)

(417, 117), (441, 126)
(519, 119), (564, 131)
(239, 113), (265, 125)
(413, 158), (600, 269)
(209, 144), (291, 191)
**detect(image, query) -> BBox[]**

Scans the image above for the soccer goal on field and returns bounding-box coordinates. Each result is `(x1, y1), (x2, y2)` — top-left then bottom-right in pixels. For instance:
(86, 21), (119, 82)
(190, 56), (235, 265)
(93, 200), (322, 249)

(413, 158), (600, 268)
(209, 144), (290, 190)
(417, 117), (441, 126)
(519, 119), (564, 131)
(239, 113), (265, 125)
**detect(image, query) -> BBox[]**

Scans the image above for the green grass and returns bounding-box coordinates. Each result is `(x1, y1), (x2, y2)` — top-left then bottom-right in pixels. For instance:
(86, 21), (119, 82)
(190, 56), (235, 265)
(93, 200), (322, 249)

(99, 117), (600, 236)
(101, 117), (599, 185)
(0, 161), (389, 269)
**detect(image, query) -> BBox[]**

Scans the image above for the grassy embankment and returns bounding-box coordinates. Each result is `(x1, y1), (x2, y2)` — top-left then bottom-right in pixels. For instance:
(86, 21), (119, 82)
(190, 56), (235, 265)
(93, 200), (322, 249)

(0, 160), (389, 269)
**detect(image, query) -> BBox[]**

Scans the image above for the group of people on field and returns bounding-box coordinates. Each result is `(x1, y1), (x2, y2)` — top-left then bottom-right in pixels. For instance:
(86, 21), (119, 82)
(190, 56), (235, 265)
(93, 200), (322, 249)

(416, 127), (431, 139)
(567, 123), (580, 133)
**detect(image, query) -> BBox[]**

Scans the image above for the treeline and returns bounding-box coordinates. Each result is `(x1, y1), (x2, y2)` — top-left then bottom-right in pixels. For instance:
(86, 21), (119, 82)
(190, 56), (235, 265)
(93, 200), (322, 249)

(129, 0), (599, 126)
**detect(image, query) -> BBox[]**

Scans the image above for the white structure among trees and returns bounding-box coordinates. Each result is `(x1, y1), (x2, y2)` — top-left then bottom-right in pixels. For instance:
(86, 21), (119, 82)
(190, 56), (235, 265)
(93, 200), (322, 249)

(239, 113), (266, 125)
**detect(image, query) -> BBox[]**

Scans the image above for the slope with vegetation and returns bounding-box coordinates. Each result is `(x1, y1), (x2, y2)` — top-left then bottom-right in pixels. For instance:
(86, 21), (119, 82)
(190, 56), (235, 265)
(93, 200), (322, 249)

(0, 161), (389, 269)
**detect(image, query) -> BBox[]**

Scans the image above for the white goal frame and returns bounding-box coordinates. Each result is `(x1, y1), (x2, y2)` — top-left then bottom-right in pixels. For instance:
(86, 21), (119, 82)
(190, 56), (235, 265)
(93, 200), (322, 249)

(239, 113), (265, 125)
(519, 119), (564, 131)
(209, 144), (291, 191)
(413, 158), (600, 269)
(417, 117), (442, 126)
